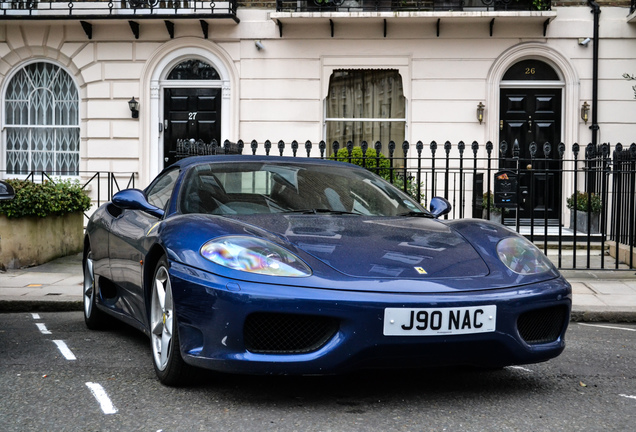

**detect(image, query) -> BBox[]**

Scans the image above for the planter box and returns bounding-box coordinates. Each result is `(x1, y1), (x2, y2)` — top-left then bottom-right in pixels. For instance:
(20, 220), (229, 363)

(0, 212), (83, 270)
(569, 210), (600, 234)
(482, 209), (502, 224)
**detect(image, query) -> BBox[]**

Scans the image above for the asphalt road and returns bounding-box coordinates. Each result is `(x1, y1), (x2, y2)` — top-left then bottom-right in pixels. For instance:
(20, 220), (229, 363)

(1, 312), (635, 432)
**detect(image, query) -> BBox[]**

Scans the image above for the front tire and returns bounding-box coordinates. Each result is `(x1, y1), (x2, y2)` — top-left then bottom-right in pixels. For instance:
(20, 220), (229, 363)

(83, 249), (108, 330)
(150, 256), (194, 386)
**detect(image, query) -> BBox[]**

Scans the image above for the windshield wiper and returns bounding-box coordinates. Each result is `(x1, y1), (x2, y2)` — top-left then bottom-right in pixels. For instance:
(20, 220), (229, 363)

(282, 208), (362, 215)
(397, 211), (434, 218)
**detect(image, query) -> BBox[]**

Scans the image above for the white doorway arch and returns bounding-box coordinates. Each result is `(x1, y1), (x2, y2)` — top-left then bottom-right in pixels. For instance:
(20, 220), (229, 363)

(486, 42), (580, 154)
(142, 39), (238, 183)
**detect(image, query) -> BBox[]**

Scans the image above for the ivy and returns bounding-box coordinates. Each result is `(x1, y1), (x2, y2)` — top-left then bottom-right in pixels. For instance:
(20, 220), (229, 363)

(0, 179), (92, 219)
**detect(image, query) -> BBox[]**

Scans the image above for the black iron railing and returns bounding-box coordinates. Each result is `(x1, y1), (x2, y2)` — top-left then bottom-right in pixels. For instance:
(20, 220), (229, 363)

(0, 0), (239, 20)
(176, 138), (635, 270)
(273, 0), (550, 12)
(631, 0), (635, 15)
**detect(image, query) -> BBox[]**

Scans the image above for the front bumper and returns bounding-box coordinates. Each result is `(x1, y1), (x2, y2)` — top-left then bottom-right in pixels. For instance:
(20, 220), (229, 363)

(169, 262), (572, 375)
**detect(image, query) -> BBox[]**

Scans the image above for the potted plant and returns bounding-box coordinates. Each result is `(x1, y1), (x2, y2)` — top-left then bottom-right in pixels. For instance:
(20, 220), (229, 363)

(567, 191), (602, 234)
(0, 179), (91, 270)
(482, 191), (503, 224)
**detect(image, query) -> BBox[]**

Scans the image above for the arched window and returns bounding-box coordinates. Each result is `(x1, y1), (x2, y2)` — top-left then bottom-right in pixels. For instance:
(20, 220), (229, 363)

(502, 59), (560, 81)
(4, 62), (80, 175)
(167, 59), (220, 80)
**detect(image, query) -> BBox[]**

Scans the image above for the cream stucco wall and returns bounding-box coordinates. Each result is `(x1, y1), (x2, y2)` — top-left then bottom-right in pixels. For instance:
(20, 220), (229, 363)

(0, 6), (635, 191)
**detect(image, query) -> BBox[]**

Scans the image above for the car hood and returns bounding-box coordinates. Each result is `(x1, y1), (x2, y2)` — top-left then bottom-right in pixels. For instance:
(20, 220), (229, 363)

(230, 214), (489, 279)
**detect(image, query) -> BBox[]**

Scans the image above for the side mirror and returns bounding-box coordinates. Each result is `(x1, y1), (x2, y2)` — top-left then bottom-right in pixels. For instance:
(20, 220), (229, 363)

(0, 181), (15, 201)
(429, 196), (451, 219)
(112, 189), (164, 219)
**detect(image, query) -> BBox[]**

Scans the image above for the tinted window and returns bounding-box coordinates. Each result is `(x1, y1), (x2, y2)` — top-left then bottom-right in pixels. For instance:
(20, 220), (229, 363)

(179, 162), (428, 217)
(147, 169), (180, 209)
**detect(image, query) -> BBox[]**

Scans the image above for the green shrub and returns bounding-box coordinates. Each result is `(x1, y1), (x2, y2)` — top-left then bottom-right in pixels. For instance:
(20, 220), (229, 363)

(0, 179), (91, 219)
(330, 147), (391, 178)
(566, 191), (602, 213)
(330, 147), (425, 204)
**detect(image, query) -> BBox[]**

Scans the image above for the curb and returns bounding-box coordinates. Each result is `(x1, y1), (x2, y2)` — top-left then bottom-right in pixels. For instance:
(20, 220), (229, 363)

(570, 309), (636, 323)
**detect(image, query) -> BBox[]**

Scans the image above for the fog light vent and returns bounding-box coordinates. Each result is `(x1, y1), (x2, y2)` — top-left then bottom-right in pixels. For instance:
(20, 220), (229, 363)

(517, 306), (568, 345)
(244, 313), (338, 354)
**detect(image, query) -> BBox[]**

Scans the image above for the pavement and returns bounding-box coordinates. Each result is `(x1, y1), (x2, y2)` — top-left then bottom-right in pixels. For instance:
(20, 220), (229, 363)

(1, 253), (636, 322)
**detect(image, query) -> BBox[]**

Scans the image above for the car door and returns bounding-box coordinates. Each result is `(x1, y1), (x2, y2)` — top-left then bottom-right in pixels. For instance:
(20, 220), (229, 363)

(108, 168), (180, 322)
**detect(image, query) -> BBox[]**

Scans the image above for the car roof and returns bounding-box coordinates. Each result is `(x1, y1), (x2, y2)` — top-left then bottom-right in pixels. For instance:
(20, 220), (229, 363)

(172, 155), (365, 171)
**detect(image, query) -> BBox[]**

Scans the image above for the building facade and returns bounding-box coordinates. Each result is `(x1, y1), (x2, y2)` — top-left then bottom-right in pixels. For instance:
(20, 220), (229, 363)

(0, 1), (635, 220)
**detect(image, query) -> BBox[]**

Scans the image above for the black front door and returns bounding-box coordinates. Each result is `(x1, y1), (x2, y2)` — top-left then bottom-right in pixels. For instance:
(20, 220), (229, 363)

(163, 88), (221, 168)
(499, 88), (562, 224)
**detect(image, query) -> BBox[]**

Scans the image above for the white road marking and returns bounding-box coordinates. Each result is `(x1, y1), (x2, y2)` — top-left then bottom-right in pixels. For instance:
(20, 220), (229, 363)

(85, 382), (118, 415)
(506, 366), (534, 373)
(619, 394), (636, 400)
(579, 323), (636, 332)
(36, 323), (51, 335)
(31, 313), (41, 320)
(52, 340), (76, 361)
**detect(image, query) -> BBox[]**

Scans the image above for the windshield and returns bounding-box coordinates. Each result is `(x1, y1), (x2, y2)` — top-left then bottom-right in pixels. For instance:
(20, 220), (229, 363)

(179, 161), (430, 217)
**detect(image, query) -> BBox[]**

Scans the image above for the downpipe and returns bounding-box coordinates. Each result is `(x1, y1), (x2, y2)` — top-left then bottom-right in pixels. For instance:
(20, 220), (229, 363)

(588, 0), (601, 147)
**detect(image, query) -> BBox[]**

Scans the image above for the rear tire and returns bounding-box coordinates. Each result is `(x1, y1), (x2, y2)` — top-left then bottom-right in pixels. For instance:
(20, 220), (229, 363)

(150, 256), (195, 386)
(83, 248), (108, 330)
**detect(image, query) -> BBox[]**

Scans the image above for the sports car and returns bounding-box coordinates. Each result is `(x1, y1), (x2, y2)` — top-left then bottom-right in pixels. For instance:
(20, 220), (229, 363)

(83, 155), (571, 386)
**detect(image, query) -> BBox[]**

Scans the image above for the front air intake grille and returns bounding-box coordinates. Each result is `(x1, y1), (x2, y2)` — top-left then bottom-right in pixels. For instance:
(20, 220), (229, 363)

(517, 306), (568, 345)
(244, 313), (338, 354)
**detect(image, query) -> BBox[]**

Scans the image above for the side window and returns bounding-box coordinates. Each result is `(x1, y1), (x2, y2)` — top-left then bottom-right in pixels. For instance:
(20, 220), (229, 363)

(146, 169), (180, 209)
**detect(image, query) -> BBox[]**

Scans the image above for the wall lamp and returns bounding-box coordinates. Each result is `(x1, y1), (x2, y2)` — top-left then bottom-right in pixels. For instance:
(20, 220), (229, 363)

(128, 97), (139, 119)
(476, 102), (485, 124)
(581, 101), (590, 124)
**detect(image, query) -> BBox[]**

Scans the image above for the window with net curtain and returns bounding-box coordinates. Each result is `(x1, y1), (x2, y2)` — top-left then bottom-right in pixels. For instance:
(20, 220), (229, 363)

(326, 69), (406, 158)
(4, 62), (80, 175)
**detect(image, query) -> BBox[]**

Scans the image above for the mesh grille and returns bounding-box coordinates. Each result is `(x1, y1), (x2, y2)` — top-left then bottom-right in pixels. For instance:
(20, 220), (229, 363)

(244, 313), (338, 354)
(517, 306), (568, 345)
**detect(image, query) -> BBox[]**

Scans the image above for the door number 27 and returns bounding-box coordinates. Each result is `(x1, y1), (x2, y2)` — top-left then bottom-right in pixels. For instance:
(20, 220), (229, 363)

(188, 112), (198, 120)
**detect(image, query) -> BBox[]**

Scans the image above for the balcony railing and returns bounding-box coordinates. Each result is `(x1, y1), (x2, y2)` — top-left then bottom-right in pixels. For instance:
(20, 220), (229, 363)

(273, 0), (551, 13)
(0, 0), (239, 20)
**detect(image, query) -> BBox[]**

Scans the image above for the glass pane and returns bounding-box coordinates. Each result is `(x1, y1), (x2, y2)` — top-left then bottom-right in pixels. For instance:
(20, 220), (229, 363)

(56, 128), (80, 175)
(6, 128), (30, 174)
(5, 101), (29, 125)
(503, 59), (560, 81)
(326, 121), (406, 152)
(31, 89), (54, 125)
(167, 59), (220, 80)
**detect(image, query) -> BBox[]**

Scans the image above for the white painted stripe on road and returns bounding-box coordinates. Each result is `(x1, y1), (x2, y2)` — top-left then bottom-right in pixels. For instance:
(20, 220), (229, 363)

(31, 313), (41, 320)
(36, 323), (51, 335)
(619, 394), (636, 400)
(52, 340), (76, 361)
(85, 382), (118, 415)
(579, 323), (636, 332)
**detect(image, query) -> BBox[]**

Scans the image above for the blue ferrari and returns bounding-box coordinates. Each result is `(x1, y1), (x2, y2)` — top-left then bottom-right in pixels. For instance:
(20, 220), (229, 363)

(83, 155), (571, 386)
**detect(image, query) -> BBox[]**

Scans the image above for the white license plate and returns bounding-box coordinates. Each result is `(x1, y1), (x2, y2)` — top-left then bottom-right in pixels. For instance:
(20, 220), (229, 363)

(383, 306), (497, 336)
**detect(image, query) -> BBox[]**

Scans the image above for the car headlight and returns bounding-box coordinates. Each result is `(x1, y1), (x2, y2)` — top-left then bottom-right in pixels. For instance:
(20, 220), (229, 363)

(496, 236), (553, 275)
(200, 236), (312, 277)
